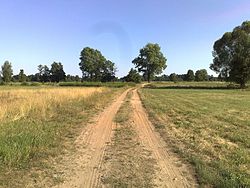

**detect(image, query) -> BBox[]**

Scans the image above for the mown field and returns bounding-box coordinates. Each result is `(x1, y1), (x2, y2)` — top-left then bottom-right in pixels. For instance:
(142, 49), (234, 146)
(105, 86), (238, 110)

(0, 85), (124, 187)
(140, 82), (250, 187)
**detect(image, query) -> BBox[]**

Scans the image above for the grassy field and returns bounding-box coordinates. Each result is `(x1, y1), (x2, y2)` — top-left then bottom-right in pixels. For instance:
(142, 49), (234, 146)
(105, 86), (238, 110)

(140, 83), (250, 187)
(147, 81), (242, 89)
(0, 86), (123, 187)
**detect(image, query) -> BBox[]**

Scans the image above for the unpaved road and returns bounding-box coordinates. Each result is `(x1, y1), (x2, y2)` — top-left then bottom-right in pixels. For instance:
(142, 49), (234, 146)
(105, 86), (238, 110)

(55, 87), (197, 188)
(54, 89), (131, 188)
(131, 89), (197, 187)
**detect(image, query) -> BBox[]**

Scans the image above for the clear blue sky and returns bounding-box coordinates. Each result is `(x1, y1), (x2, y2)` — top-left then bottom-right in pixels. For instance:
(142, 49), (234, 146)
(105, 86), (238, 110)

(1, 0), (250, 77)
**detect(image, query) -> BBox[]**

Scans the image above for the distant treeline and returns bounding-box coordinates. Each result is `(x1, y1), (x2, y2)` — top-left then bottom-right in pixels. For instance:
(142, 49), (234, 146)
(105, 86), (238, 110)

(154, 69), (220, 82)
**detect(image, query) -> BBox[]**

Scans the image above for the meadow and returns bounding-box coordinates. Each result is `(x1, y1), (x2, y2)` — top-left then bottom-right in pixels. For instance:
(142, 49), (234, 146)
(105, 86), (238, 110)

(140, 83), (250, 187)
(0, 85), (123, 187)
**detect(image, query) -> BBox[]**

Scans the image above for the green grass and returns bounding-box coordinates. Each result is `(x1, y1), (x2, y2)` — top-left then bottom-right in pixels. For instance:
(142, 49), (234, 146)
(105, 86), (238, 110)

(59, 81), (136, 88)
(101, 91), (156, 187)
(140, 85), (250, 187)
(146, 81), (242, 89)
(0, 87), (122, 187)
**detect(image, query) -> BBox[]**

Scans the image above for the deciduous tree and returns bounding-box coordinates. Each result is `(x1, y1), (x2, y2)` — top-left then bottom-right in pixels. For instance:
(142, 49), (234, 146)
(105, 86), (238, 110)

(210, 21), (250, 88)
(132, 43), (167, 82)
(185, 69), (195, 81)
(195, 69), (208, 81)
(50, 62), (66, 82)
(38, 65), (50, 82)
(79, 47), (116, 82)
(1, 61), (13, 82)
(18, 69), (27, 82)
(124, 68), (142, 83)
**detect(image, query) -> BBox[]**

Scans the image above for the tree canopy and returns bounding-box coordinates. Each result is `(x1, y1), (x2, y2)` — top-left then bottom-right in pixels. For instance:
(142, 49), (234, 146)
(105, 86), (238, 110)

(79, 47), (116, 82)
(1, 61), (13, 83)
(195, 69), (208, 81)
(169, 73), (178, 82)
(18, 69), (27, 82)
(210, 21), (250, 88)
(38, 65), (50, 82)
(123, 68), (142, 83)
(132, 43), (167, 82)
(185, 69), (195, 81)
(50, 62), (66, 82)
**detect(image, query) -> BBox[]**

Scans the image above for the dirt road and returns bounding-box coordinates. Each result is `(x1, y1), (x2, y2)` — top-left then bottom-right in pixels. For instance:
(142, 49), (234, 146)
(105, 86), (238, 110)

(55, 87), (196, 188)
(131, 89), (197, 187)
(54, 89), (130, 188)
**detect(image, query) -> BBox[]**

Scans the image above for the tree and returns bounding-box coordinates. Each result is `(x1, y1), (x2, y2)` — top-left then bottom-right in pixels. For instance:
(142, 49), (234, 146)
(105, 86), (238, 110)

(169, 73), (178, 82)
(210, 21), (250, 88)
(79, 47), (116, 82)
(132, 43), (167, 82)
(1, 61), (13, 82)
(124, 68), (142, 83)
(38, 65), (50, 82)
(101, 60), (117, 82)
(50, 62), (66, 82)
(185, 69), (195, 81)
(18, 69), (27, 82)
(195, 69), (208, 81)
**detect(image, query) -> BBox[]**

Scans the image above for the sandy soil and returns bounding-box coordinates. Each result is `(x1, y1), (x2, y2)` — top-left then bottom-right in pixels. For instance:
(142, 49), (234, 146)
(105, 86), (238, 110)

(131, 89), (197, 188)
(53, 87), (197, 188)
(53, 89), (131, 188)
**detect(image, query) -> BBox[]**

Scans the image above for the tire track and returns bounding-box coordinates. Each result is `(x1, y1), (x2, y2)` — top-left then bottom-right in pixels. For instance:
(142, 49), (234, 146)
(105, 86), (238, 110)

(55, 89), (130, 188)
(131, 89), (197, 188)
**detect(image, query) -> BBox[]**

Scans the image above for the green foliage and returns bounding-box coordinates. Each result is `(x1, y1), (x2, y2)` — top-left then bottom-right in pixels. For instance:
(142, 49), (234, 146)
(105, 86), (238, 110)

(169, 73), (178, 82)
(132, 43), (167, 82)
(211, 21), (250, 88)
(195, 69), (208, 81)
(124, 68), (142, 83)
(185, 69), (195, 81)
(38, 65), (50, 82)
(59, 81), (136, 88)
(18, 69), (27, 82)
(1, 61), (13, 83)
(79, 47), (116, 82)
(50, 62), (66, 82)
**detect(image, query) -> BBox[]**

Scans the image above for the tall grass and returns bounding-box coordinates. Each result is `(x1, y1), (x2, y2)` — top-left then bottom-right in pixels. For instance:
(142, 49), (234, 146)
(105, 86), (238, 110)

(0, 86), (121, 187)
(0, 87), (103, 122)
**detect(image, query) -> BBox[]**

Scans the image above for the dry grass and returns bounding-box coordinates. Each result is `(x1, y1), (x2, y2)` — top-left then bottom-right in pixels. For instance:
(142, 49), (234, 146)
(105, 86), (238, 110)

(0, 87), (103, 122)
(140, 86), (250, 187)
(0, 86), (125, 187)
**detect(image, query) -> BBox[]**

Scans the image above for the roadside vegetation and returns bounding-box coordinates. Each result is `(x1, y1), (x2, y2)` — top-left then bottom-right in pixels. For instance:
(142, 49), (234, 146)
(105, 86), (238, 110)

(101, 91), (156, 187)
(140, 83), (250, 187)
(0, 86), (123, 187)
(59, 81), (136, 88)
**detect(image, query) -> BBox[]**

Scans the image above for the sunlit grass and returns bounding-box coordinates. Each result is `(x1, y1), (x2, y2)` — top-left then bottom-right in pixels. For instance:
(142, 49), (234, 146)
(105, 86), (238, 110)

(0, 87), (103, 122)
(140, 86), (250, 187)
(0, 86), (123, 187)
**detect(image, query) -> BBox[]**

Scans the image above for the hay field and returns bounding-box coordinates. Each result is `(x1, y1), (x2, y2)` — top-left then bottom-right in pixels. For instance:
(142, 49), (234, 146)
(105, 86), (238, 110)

(0, 87), (103, 122)
(140, 86), (250, 187)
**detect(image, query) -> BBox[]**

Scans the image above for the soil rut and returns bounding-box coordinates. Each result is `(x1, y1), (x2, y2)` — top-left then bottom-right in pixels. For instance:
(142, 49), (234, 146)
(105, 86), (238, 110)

(55, 87), (196, 188)
(131, 89), (197, 188)
(55, 89), (130, 188)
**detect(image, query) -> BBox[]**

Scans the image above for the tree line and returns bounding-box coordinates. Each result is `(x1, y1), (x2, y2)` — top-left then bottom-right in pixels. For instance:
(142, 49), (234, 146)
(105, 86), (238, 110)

(0, 21), (249, 88)
(0, 61), (68, 83)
